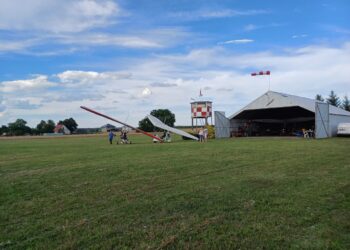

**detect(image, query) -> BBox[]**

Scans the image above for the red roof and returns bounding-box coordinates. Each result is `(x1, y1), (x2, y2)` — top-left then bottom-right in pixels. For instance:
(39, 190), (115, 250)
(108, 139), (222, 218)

(54, 124), (64, 133)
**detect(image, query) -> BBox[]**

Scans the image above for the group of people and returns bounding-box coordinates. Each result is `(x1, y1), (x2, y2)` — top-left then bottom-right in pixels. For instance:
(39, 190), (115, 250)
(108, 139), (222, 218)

(108, 127), (208, 144)
(108, 129), (130, 144)
(109, 129), (174, 144)
(302, 128), (315, 138)
(198, 127), (208, 142)
(153, 130), (171, 143)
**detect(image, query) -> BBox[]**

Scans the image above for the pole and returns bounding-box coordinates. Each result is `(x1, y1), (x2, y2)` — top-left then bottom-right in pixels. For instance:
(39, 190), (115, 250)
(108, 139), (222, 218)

(80, 106), (162, 142)
(251, 70), (271, 91)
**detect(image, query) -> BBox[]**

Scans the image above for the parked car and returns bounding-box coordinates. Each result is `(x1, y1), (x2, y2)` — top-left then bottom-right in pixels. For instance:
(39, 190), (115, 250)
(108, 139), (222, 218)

(337, 123), (350, 136)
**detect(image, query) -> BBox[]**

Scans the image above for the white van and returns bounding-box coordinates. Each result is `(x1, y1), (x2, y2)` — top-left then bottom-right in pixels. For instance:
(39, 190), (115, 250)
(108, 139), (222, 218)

(337, 123), (350, 136)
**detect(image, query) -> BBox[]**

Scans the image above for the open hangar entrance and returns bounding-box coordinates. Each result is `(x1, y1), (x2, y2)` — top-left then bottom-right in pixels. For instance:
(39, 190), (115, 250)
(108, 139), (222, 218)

(215, 91), (350, 139)
(230, 106), (315, 137)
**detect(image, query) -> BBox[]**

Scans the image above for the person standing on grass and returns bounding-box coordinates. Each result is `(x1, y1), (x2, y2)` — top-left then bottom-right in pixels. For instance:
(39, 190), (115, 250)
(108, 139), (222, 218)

(108, 130), (115, 144)
(203, 127), (208, 142)
(153, 134), (160, 143)
(198, 127), (204, 142)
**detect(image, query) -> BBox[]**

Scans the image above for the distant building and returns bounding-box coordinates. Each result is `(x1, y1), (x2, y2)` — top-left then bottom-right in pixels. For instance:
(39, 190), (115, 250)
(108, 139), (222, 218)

(100, 124), (118, 132)
(54, 124), (71, 135)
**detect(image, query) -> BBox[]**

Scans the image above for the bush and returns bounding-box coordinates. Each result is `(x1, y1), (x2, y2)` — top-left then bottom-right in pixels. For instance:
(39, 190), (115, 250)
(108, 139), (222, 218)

(206, 125), (215, 139)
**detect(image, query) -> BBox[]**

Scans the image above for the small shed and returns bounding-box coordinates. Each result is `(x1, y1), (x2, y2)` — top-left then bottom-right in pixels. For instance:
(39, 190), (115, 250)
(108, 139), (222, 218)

(100, 124), (117, 132)
(54, 124), (71, 135)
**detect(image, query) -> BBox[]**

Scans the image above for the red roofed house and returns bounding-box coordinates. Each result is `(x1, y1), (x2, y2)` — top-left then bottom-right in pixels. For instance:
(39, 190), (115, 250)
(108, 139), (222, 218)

(54, 124), (71, 135)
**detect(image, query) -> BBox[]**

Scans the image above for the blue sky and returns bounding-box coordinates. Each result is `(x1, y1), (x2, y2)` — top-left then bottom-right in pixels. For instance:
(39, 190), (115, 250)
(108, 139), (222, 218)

(0, 0), (349, 127)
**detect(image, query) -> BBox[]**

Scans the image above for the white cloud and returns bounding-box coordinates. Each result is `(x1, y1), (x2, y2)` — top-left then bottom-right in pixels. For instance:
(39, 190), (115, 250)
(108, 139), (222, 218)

(141, 88), (152, 97)
(220, 39), (254, 44)
(244, 23), (285, 32)
(0, 95), (8, 120)
(0, 28), (191, 53)
(0, 39), (38, 52)
(170, 8), (269, 21)
(0, 75), (56, 92)
(150, 82), (178, 87)
(217, 87), (234, 92)
(55, 92), (105, 102)
(244, 24), (258, 31)
(0, 0), (119, 33)
(1, 42), (350, 127)
(129, 42), (350, 108)
(55, 28), (190, 49)
(57, 70), (132, 85)
(9, 99), (42, 110)
(56, 33), (162, 49)
(0, 96), (6, 114)
(292, 34), (308, 39)
(324, 25), (350, 35)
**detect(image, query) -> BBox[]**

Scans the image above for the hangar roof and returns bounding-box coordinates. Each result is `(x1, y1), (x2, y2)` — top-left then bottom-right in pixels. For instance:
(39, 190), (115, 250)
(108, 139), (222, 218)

(229, 91), (350, 119)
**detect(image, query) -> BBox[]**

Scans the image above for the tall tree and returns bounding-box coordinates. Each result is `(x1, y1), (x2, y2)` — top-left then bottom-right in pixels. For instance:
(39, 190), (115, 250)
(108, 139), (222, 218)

(138, 109), (176, 132)
(36, 120), (47, 134)
(315, 94), (324, 102)
(0, 125), (9, 135)
(326, 90), (340, 107)
(45, 120), (55, 133)
(59, 118), (78, 132)
(342, 95), (350, 111)
(150, 109), (176, 127)
(138, 118), (154, 132)
(36, 120), (56, 134)
(8, 119), (32, 136)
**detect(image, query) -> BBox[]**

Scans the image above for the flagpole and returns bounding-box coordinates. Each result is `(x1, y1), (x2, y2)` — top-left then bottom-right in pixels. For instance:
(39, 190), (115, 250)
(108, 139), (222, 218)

(251, 70), (271, 91)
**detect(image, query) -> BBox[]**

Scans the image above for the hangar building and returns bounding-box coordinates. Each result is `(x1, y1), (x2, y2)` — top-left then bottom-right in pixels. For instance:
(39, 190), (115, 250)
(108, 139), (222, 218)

(215, 91), (350, 139)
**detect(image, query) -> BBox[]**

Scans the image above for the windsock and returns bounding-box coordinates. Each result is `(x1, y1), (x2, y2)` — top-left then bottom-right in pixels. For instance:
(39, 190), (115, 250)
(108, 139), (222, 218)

(251, 70), (270, 76)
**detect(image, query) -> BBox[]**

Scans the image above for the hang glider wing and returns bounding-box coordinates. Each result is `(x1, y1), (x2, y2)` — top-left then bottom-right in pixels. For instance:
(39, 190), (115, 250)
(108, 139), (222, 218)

(81, 106), (162, 142)
(147, 115), (199, 141)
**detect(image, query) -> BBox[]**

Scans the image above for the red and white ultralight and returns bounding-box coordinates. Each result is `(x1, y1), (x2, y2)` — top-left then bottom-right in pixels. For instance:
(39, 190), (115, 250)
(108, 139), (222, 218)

(80, 106), (162, 142)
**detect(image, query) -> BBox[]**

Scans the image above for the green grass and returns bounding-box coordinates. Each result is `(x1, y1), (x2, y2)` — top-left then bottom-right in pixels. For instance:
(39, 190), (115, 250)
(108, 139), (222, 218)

(0, 135), (349, 249)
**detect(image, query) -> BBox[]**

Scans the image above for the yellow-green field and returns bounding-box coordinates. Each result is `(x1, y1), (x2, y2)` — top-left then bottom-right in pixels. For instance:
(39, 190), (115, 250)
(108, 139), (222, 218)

(1, 135), (349, 249)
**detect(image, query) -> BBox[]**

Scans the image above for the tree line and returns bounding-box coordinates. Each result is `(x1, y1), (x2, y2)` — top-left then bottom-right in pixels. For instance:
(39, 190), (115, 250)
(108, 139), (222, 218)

(316, 90), (350, 111)
(0, 118), (78, 136)
(1, 93), (348, 136)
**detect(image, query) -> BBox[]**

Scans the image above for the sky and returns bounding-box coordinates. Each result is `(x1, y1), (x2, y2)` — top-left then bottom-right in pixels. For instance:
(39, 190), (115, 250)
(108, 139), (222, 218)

(0, 0), (349, 128)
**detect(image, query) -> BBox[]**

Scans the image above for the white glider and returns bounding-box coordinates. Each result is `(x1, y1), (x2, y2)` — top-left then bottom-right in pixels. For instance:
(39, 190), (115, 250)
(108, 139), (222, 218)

(147, 115), (199, 141)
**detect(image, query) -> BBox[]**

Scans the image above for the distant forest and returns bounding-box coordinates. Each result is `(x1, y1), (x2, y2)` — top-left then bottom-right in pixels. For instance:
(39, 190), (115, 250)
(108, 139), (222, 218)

(0, 117), (78, 136)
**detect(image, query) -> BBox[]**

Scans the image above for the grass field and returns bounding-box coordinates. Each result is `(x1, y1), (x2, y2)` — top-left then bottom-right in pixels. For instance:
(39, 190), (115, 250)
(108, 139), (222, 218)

(1, 135), (349, 249)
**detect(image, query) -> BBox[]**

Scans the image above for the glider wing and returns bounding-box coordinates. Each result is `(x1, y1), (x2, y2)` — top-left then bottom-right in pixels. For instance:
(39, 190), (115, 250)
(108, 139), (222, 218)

(147, 115), (199, 141)
(81, 106), (162, 142)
